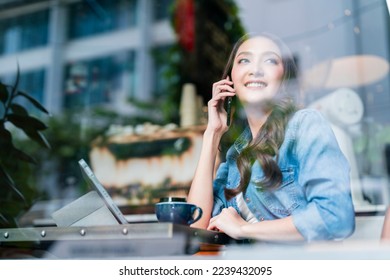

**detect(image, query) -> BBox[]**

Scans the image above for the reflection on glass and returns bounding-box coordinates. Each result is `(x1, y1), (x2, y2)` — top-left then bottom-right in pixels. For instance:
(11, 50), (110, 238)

(0, 69), (45, 115)
(0, 10), (49, 55)
(64, 51), (135, 109)
(152, 44), (173, 98)
(153, 0), (174, 21)
(68, 0), (138, 39)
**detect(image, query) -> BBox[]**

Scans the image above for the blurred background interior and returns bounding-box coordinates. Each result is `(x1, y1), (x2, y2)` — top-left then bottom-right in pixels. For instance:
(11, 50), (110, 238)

(1, 0), (390, 241)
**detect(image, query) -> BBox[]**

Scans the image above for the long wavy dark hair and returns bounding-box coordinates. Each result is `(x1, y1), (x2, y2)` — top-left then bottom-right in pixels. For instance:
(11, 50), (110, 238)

(222, 33), (299, 200)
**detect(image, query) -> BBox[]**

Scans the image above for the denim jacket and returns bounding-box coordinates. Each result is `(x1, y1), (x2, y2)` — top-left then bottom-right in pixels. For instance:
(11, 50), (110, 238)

(212, 109), (355, 241)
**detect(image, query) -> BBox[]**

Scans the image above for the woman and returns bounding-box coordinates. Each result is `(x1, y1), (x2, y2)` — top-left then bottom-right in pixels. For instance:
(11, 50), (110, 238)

(187, 33), (355, 242)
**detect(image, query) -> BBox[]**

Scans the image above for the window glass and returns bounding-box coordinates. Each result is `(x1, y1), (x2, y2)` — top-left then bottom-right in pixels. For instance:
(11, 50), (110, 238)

(0, 10), (49, 55)
(68, 0), (138, 39)
(18, 69), (46, 111)
(0, 69), (45, 112)
(2, 0), (390, 258)
(152, 0), (174, 21)
(151, 44), (174, 98)
(238, 0), (390, 207)
(63, 51), (136, 109)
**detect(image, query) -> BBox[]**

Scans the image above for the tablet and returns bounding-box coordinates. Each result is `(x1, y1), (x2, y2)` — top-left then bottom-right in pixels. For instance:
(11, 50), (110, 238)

(78, 159), (129, 224)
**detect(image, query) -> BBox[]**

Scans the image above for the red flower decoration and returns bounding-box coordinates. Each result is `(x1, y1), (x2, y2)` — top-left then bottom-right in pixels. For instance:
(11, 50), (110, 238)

(174, 0), (195, 52)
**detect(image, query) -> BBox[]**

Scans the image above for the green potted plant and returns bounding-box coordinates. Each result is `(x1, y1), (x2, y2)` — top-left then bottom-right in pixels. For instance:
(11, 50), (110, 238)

(0, 65), (50, 228)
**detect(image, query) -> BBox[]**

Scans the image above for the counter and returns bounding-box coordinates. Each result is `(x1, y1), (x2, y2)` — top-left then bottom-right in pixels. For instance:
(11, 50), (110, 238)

(0, 223), (232, 259)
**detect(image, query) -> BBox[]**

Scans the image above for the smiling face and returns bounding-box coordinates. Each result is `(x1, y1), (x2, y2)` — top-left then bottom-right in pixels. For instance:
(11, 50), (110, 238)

(231, 36), (285, 106)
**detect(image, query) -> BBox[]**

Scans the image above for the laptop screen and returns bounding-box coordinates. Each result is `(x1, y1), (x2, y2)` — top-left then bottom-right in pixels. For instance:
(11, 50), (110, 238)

(78, 159), (129, 224)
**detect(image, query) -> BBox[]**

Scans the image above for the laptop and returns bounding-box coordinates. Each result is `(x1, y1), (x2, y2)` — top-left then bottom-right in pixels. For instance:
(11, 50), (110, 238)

(77, 158), (129, 224)
(49, 159), (233, 248)
(52, 159), (159, 227)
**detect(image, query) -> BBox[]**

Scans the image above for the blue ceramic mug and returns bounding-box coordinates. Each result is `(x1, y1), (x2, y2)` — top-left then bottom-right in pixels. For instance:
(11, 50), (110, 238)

(155, 198), (203, 225)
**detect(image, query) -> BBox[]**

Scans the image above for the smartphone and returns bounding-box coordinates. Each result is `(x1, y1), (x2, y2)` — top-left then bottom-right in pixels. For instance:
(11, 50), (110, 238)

(226, 96), (233, 126)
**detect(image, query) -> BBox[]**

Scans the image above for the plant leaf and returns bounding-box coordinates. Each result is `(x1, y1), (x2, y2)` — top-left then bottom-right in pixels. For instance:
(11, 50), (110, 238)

(0, 164), (15, 187)
(0, 127), (36, 164)
(11, 146), (37, 164)
(0, 164), (25, 202)
(0, 213), (9, 225)
(0, 201), (28, 215)
(0, 198), (29, 209)
(23, 129), (51, 149)
(10, 103), (28, 116)
(7, 114), (48, 131)
(17, 91), (50, 115)
(0, 126), (13, 151)
(0, 82), (8, 104)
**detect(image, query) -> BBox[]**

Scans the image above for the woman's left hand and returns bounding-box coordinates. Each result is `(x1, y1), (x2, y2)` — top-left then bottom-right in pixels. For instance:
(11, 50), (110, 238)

(207, 207), (248, 239)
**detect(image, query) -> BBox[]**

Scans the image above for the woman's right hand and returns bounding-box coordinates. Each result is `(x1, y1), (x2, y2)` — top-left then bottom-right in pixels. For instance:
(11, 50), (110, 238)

(207, 76), (236, 134)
